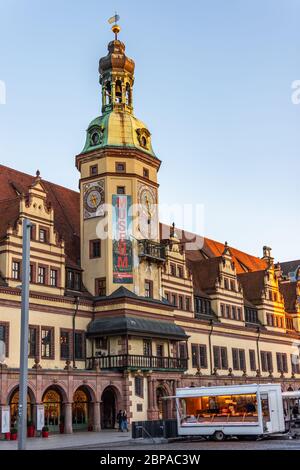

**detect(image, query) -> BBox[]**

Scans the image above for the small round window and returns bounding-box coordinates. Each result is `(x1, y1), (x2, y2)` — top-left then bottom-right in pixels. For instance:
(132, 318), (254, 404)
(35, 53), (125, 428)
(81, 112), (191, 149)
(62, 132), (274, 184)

(91, 132), (100, 146)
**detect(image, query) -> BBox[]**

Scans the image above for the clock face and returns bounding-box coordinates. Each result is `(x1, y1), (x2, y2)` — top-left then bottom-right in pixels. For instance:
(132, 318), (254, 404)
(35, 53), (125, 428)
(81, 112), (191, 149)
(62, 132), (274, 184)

(138, 184), (157, 238)
(83, 181), (105, 219)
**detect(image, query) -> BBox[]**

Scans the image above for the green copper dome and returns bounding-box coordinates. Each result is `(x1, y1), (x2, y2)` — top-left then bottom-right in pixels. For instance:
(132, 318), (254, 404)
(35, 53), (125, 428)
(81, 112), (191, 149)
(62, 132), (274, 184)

(81, 111), (156, 158)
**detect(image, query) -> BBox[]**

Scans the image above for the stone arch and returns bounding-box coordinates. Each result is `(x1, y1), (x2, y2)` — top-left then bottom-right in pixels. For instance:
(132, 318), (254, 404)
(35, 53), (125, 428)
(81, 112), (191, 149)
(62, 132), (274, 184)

(72, 385), (96, 432)
(156, 383), (172, 419)
(8, 384), (36, 427)
(42, 384), (68, 433)
(41, 382), (68, 403)
(101, 385), (122, 430)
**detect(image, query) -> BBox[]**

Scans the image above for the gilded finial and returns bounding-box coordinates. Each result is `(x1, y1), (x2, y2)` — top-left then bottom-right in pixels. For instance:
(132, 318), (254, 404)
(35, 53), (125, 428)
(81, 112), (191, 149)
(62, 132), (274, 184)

(108, 13), (121, 40)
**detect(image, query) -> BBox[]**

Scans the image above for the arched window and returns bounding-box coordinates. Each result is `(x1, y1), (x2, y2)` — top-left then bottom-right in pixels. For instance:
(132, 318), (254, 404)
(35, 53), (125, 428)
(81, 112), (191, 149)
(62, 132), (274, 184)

(105, 82), (111, 105)
(115, 80), (122, 103)
(125, 83), (131, 106)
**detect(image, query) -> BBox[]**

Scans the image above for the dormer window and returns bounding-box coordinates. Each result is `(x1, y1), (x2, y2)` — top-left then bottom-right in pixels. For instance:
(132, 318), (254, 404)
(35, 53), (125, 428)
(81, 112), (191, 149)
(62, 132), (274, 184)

(136, 128), (151, 150)
(91, 132), (100, 146)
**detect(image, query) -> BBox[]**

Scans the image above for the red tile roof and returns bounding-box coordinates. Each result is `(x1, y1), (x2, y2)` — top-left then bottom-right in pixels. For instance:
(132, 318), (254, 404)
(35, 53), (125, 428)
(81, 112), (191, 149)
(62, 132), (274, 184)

(0, 165), (80, 266)
(188, 257), (222, 294)
(160, 223), (267, 274)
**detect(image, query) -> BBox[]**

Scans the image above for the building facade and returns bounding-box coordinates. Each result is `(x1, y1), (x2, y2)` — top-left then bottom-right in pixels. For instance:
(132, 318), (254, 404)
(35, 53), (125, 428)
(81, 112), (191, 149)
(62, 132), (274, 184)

(0, 25), (300, 434)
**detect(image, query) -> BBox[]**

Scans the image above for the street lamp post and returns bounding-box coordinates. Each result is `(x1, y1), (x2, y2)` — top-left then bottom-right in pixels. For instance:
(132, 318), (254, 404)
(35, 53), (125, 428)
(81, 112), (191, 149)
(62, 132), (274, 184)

(18, 218), (32, 450)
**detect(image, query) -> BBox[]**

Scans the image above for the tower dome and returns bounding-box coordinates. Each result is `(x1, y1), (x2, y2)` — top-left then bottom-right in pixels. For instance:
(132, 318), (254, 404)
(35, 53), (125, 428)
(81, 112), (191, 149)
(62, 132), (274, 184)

(81, 24), (156, 157)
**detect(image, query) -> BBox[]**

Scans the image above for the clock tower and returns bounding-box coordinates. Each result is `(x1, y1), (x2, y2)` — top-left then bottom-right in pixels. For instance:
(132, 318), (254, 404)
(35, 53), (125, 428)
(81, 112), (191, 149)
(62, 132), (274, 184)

(75, 23), (165, 298)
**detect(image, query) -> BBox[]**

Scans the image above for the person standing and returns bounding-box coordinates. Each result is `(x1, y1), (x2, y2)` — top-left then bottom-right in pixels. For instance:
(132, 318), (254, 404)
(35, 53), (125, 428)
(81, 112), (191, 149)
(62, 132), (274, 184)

(117, 410), (123, 432)
(121, 410), (129, 432)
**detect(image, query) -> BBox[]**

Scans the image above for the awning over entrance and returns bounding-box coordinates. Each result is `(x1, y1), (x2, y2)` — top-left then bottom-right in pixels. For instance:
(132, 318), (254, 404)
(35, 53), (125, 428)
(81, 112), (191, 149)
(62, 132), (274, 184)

(87, 315), (189, 341)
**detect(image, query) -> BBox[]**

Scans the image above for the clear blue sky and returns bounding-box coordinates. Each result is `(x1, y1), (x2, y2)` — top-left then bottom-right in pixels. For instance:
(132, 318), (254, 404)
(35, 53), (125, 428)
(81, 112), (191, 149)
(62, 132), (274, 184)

(0, 0), (299, 262)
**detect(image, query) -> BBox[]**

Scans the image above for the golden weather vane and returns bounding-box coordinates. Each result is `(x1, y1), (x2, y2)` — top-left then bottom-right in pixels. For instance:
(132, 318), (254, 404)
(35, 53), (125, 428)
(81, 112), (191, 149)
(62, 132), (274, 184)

(108, 12), (121, 40)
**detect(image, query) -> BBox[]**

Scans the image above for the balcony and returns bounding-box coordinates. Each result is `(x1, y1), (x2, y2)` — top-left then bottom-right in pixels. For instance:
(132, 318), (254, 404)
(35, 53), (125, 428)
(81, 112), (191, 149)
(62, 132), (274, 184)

(86, 354), (187, 371)
(138, 240), (166, 263)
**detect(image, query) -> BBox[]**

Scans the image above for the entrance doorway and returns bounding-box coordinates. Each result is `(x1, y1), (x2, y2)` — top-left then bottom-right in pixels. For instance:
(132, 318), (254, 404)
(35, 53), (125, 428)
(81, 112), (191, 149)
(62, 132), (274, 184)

(72, 387), (90, 431)
(9, 388), (35, 428)
(156, 386), (167, 419)
(101, 387), (117, 429)
(42, 388), (62, 433)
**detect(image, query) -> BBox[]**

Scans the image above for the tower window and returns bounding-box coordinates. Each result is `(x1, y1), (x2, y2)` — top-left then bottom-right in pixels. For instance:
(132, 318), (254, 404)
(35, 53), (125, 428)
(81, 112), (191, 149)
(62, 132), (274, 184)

(141, 136), (147, 148)
(143, 167), (149, 179)
(105, 82), (111, 105)
(95, 277), (106, 296)
(117, 186), (126, 195)
(115, 80), (122, 103)
(125, 83), (131, 106)
(116, 162), (126, 172)
(90, 239), (101, 259)
(144, 280), (153, 298)
(91, 132), (100, 146)
(90, 165), (98, 176)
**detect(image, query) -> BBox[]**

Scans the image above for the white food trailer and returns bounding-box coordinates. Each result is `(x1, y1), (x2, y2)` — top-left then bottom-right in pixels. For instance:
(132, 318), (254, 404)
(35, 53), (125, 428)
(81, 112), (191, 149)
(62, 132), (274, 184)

(174, 383), (285, 441)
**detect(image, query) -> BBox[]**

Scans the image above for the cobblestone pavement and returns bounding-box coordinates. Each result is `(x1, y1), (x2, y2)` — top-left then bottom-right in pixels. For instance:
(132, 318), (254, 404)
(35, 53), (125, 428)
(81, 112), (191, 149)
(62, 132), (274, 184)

(84, 437), (300, 451)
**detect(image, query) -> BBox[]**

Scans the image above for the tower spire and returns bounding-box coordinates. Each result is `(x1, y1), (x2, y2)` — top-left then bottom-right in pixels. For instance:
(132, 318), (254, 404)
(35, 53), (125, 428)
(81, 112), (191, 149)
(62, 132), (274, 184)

(99, 17), (135, 115)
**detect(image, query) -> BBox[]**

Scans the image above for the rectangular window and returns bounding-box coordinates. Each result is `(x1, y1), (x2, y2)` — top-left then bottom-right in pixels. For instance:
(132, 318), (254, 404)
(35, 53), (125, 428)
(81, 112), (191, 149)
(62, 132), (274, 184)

(213, 346), (228, 370)
(179, 343), (186, 359)
(230, 280), (235, 291)
(220, 304), (225, 317)
(117, 186), (126, 195)
(171, 294), (177, 306)
(249, 349), (256, 371)
(226, 305), (230, 319)
(291, 354), (300, 374)
(12, 261), (21, 280)
(185, 297), (190, 311)
(135, 376), (144, 398)
(191, 344), (199, 368)
(41, 328), (53, 359)
(29, 264), (35, 283)
(50, 269), (58, 287)
(95, 277), (106, 296)
(232, 306), (236, 320)
(170, 263), (176, 276)
(144, 280), (153, 298)
(199, 345), (208, 369)
(28, 326), (38, 358)
(224, 278), (229, 290)
(177, 266), (183, 278)
(143, 168), (149, 179)
(90, 239), (101, 258)
(261, 351), (273, 372)
(237, 308), (242, 321)
(232, 348), (246, 370)
(0, 323), (9, 357)
(30, 224), (36, 240)
(90, 165), (98, 176)
(39, 229), (47, 243)
(276, 352), (288, 373)
(156, 344), (164, 357)
(178, 295), (184, 310)
(75, 332), (84, 360)
(115, 162), (126, 172)
(38, 266), (46, 284)
(143, 340), (151, 356)
(60, 330), (70, 360)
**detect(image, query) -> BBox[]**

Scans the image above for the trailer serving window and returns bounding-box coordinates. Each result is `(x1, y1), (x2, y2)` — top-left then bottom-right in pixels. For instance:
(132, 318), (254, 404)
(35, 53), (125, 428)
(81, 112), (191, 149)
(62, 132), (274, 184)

(179, 393), (259, 425)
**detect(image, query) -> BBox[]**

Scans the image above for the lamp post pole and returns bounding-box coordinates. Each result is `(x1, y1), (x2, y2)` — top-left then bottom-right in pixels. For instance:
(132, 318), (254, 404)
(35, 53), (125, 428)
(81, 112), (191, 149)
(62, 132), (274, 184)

(18, 218), (32, 450)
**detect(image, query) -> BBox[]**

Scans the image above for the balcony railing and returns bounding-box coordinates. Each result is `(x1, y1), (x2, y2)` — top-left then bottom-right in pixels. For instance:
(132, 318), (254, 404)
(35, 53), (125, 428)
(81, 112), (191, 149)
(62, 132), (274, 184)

(138, 240), (166, 263)
(86, 354), (187, 371)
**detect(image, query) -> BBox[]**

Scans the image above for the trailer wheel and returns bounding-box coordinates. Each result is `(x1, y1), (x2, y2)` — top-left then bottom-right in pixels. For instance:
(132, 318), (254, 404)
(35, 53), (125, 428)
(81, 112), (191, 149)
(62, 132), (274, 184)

(213, 431), (225, 441)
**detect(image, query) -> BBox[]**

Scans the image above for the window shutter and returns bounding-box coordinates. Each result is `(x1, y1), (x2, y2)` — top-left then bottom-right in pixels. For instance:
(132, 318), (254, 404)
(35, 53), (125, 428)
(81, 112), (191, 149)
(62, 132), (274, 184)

(191, 344), (199, 368)
(232, 348), (239, 370)
(249, 350), (256, 371)
(221, 347), (228, 369)
(213, 346), (220, 369)
(282, 354), (288, 373)
(200, 345), (208, 369)
(261, 352), (267, 372)
(239, 350), (246, 371)
(267, 352), (273, 372)
(276, 352), (281, 372)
